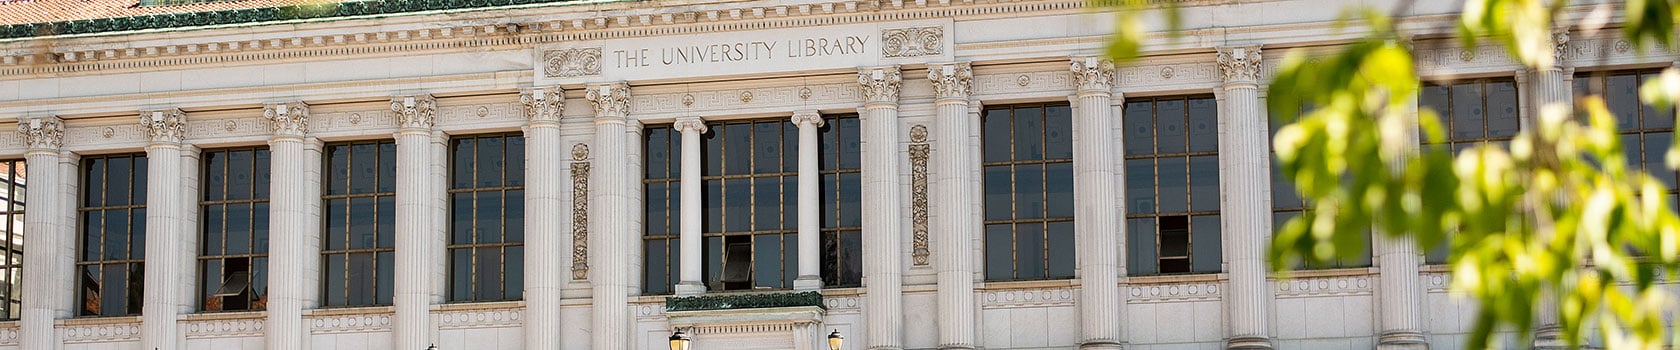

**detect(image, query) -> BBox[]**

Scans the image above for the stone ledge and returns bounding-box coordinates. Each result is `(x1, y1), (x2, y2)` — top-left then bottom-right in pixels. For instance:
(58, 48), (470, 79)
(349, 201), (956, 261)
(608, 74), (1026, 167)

(665, 290), (823, 312)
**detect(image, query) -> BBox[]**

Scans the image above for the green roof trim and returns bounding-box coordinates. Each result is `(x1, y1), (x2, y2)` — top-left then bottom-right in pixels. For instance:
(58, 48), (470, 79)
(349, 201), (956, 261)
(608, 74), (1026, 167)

(665, 291), (825, 312)
(2, 0), (608, 40)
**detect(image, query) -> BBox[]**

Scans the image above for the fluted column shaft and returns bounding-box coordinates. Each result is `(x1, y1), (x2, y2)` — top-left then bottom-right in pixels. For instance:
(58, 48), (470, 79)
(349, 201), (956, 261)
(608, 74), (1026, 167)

(859, 66), (905, 350)
(1071, 57), (1124, 349)
(674, 117), (709, 295)
(140, 110), (187, 350)
(793, 111), (826, 291)
(1216, 47), (1273, 350)
(521, 87), (566, 350)
(18, 116), (65, 350)
(587, 83), (633, 350)
(265, 102), (313, 350)
(927, 62), (975, 350)
(1530, 31), (1574, 349)
(1376, 91), (1427, 349)
(392, 95), (438, 350)
(304, 139), (325, 308)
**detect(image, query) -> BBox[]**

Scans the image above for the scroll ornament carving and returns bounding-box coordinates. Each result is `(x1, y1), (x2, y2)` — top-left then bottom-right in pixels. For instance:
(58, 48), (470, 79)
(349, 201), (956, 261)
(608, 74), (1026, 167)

(909, 124), (930, 266)
(17, 115), (64, 150)
(1552, 30), (1571, 63)
(1071, 57), (1116, 92)
(882, 26), (944, 58)
(858, 66), (903, 104)
(522, 86), (566, 123)
(543, 47), (603, 78)
(571, 143), (591, 280)
(390, 95), (437, 129)
(674, 117), (709, 134)
(264, 101), (310, 137)
(790, 111), (825, 127)
(928, 62), (973, 99)
(586, 82), (632, 117)
(1216, 46), (1263, 83)
(140, 109), (187, 143)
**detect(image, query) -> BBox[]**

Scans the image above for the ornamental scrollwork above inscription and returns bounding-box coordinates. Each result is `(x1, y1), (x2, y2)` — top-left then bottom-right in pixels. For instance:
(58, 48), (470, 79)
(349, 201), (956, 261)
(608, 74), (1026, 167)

(909, 124), (930, 266)
(544, 47), (603, 78)
(881, 26), (943, 58)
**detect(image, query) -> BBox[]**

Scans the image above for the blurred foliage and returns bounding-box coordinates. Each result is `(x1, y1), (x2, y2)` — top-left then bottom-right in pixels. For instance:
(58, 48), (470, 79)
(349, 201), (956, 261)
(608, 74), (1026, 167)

(1105, 0), (1680, 349)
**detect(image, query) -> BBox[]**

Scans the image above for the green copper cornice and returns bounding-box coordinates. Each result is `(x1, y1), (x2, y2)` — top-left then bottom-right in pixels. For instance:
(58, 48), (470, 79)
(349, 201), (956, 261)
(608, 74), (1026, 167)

(1, 0), (624, 40)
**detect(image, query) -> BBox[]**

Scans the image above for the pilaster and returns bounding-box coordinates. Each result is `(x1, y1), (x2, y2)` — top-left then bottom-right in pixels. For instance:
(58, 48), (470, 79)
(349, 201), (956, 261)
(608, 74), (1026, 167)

(1071, 56), (1124, 350)
(1215, 46), (1273, 350)
(521, 86), (567, 350)
(264, 101), (313, 350)
(858, 66), (905, 350)
(586, 82), (633, 350)
(17, 116), (65, 350)
(1530, 29), (1572, 350)
(673, 116), (709, 296)
(791, 111), (826, 292)
(928, 61), (976, 350)
(391, 94), (438, 350)
(139, 108), (188, 350)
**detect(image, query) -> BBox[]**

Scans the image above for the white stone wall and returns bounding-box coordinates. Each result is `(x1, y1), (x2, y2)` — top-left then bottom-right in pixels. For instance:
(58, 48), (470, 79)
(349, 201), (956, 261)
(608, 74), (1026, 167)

(2, 0), (1679, 349)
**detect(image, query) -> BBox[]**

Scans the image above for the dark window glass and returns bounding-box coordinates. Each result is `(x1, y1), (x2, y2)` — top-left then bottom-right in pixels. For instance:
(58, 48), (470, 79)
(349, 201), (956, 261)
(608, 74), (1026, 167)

(982, 103), (1075, 281)
(79, 154), (147, 316)
(0, 160), (25, 320)
(447, 133), (526, 302)
(200, 148), (272, 312)
(1123, 96), (1222, 276)
(322, 140), (396, 307)
(1420, 78), (1522, 264)
(1270, 103), (1372, 269)
(1575, 70), (1679, 258)
(643, 114), (863, 294)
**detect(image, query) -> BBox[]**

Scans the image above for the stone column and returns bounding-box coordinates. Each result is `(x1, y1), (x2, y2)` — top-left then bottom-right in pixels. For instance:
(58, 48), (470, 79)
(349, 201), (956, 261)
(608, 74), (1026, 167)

(625, 120), (646, 295)
(792, 111), (826, 292)
(1071, 57), (1125, 349)
(586, 82), (633, 349)
(17, 116), (65, 350)
(927, 62), (976, 350)
(139, 109), (187, 350)
(433, 131), (450, 307)
(303, 138), (325, 309)
(673, 117), (709, 296)
(391, 95), (438, 350)
(265, 102), (312, 350)
(1530, 30), (1573, 350)
(1215, 47), (1273, 350)
(521, 86), (566, 350)
(1376, 89), (1427, 350)
(858, 66), (905, 350)
(179, 145), (202, 316)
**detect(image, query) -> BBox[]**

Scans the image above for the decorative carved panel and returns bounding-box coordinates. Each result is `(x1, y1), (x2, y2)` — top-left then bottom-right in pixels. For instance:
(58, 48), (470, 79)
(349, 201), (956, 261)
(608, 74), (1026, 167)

(1126, 281), (1223, 303)
(571, 143), (592, 280)
(908, 125), (930, 266)
(543, 47), (603, 78)
(882, 26), (944, 58)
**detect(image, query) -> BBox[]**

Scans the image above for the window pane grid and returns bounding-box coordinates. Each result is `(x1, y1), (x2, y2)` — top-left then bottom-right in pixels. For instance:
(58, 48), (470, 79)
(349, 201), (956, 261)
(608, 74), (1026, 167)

(78, 153), (148, 317)
(447, 133), (525, 303)
(321, 140), (396, 307)
(703, 120), (795, 291)
(643, 126), (681, 295)
(1270, 105), (1371, 269)
(0, 160), (24, 320)
(1577, 70), (1679, 235)
(1123, 96), (1222, 276)
(1419, 79), (1521, 264)
(199, 147), (272, 312)
(983, 103), (1075, 281)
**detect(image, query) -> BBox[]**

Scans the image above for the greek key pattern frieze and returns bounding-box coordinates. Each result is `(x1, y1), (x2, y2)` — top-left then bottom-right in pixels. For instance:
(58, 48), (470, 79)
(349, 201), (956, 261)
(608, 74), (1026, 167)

(909, 124), (930, 266)
(973, 70), (1075, 97)
(631, 83), (864, 116)
(1116, 62), (1218, 93)
(544, 47), (603, 78)
(571, 143), (592, 280)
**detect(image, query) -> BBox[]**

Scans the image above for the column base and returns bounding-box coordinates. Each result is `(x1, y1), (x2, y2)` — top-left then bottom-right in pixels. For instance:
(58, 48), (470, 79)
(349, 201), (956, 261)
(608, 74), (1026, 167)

(674, 282), (707, 296)
(1080, 340), (1126, 350)
(1377, 331), (1429, 350)
(793, 276), (824, 291)
(1226, 336), (1273, 350)
(1533, 327), (1567, 350)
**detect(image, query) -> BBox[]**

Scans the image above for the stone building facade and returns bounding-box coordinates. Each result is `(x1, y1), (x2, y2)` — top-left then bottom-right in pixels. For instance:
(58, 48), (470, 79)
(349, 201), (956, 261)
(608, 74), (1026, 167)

(0, 0), (1676, 349)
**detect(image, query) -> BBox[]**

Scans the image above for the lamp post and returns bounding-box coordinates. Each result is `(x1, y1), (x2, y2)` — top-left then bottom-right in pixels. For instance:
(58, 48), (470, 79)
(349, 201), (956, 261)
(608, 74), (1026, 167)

(827, 330), (843, 350)
(669, 329), (692, 350)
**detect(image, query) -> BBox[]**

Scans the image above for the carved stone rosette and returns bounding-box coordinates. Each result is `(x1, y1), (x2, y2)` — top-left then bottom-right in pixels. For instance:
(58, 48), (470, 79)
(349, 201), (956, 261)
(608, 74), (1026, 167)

(17, 115), (64, 150)
(521, 86), (565, 123)
(1071, 56), (1116, 93)
(927, 62), (973, 100)
(858, 66), (903, 104)
(139, 108), (187, 144)
(263, 101), (310, 137)
(1216, 46), (1264, 84)
(908, 124), (930, 266)
(543, 48), (603, 78)
(882, 26), (944, 58)
(390, 94), (437, 130)
(571, 143), (591, 280)
(585, 82), (631, 118)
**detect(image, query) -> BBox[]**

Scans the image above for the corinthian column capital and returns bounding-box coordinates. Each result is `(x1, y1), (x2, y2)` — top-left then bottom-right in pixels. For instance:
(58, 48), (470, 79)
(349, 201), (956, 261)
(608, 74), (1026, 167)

(928, 62), (973, 100)
(1551, 29), (1571, 67)
(17, 115), (64, 151)
(522, 86), (566, 123)
(1071, 56), (1115, 93)
(858, 66), (903, 104)
(264, 101), (310, 138)
(585, 82), (631, 118)
(1217, 46), (1264, 84)
(390, 95), (437, 130)
(140, 109), (187, 144)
